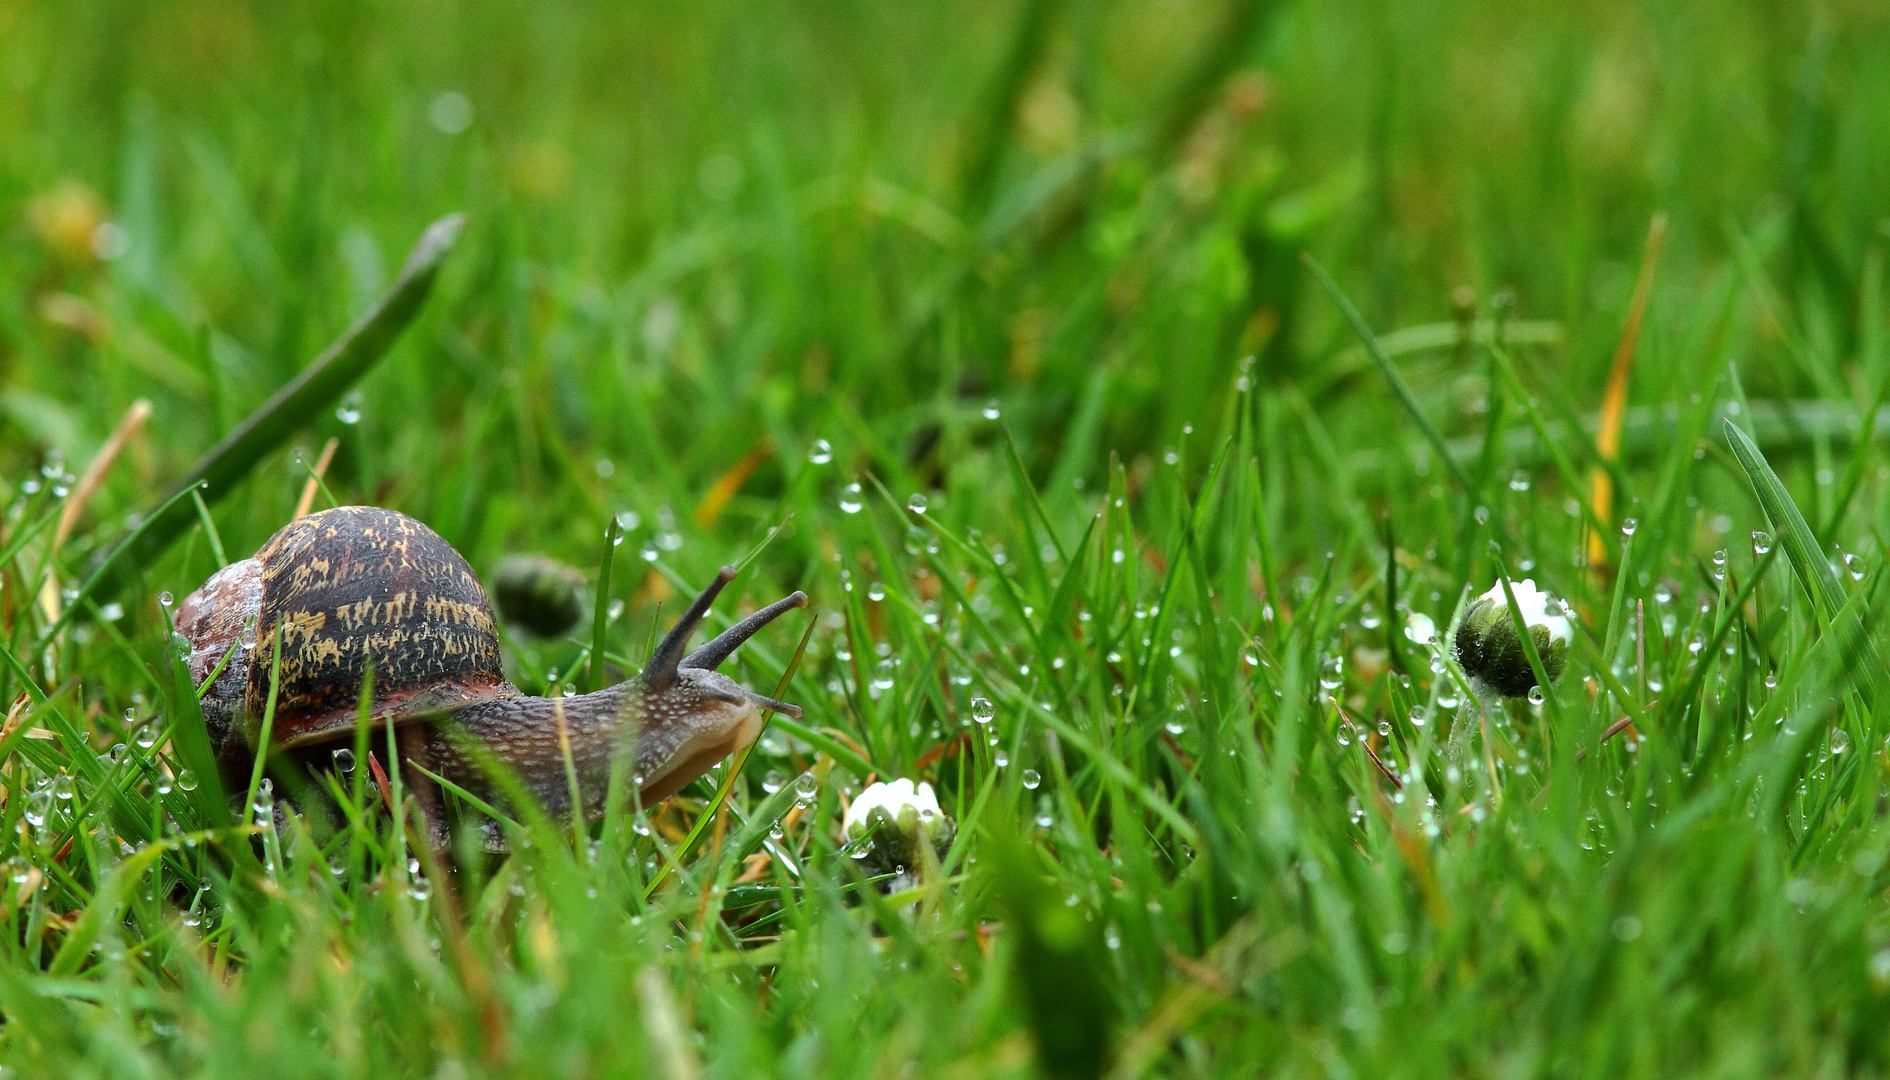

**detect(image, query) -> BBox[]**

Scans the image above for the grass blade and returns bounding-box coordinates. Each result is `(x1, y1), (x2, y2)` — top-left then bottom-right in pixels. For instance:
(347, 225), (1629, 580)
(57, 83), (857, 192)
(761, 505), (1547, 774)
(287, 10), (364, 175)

(1303, 253), (1475, 495)
(1723, 418), (1843, 617)
(82, 213), (464, 605)
(588, 515), (622, 693)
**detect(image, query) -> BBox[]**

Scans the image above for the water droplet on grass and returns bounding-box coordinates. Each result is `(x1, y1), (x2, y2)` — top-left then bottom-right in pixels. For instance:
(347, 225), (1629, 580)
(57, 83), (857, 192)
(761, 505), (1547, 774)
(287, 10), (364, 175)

(839, 483), (863, 514)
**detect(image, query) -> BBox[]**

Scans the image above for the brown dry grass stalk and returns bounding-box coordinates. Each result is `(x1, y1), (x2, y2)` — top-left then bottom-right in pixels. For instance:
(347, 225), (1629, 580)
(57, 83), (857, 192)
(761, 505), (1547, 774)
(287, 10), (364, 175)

(1587, 214), (1668, 566)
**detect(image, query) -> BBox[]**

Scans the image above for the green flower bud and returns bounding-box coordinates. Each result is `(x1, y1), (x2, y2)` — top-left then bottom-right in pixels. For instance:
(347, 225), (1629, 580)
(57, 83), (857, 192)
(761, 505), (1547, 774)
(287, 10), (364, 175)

(1452, 579), (1572, 698)
(491, 554), (586, 637)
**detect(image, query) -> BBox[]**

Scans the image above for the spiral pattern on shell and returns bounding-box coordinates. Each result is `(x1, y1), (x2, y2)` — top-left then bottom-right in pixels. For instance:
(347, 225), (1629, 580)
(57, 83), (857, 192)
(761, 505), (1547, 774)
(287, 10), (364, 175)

(177, 506), (518, 761)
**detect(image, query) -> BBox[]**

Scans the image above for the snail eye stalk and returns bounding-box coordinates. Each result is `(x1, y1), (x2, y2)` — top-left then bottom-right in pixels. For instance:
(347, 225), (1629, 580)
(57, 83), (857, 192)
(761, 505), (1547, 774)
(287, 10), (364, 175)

(682, 591), (809, 673)
(644, 567), (736, 689)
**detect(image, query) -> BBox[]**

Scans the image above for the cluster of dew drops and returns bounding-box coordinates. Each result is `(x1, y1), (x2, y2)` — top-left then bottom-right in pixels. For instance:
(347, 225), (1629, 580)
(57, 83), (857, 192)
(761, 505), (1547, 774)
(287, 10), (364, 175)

(5, 696), (203, 894)
(818, 402), (998, 518)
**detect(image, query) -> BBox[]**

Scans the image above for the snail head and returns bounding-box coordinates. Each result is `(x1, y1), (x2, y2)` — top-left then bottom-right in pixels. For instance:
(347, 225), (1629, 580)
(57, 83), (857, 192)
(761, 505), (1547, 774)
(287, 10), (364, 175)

(631, 568), (807, 802)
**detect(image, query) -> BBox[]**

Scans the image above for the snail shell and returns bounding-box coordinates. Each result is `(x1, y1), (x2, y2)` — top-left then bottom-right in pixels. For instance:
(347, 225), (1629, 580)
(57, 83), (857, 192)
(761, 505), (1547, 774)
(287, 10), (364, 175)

(176, 506), (517, 774)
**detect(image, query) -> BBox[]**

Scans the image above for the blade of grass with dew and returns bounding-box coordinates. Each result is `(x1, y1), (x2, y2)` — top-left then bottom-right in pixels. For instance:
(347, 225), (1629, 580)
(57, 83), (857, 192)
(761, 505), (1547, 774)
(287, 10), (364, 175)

(36, 480), (208, 648)
(244, 626), (284, 827)
(50, 829), (255, 977)
(79, 213), (463, 608)
(188, 488), (228, 568)
(588, 514), (622, 693)
(158, 650), (234, 840)
(1725, 418), (1888, 716)
(1724, 419), (1846, 618)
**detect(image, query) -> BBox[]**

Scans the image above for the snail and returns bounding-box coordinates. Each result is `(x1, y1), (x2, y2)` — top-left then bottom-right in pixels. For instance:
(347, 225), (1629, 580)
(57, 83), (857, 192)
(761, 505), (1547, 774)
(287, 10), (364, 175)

(172, 505), (806, 847)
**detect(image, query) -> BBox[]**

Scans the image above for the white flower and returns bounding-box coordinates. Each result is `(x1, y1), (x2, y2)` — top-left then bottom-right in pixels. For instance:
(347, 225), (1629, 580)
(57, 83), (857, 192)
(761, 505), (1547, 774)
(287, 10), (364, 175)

(843, 778), (943, 840)
(1476, 578), (1572, 647)
(1455, 578), (1575, 698)
(843, 779), (954, 884)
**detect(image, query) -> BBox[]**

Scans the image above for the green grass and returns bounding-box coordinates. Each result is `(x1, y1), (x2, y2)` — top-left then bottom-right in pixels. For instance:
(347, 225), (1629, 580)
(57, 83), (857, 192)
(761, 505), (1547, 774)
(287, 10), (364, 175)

(2, 0), (1890, 1076)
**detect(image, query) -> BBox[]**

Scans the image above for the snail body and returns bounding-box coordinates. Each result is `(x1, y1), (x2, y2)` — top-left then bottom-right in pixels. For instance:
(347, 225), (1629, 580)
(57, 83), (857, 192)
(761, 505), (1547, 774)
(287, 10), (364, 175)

(174, 506), (805, 841)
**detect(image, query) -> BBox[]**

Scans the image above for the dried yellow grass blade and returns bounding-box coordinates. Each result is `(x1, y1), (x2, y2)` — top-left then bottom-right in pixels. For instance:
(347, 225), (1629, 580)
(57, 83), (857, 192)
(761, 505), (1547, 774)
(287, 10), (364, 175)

(1587, 213), (1667, 565)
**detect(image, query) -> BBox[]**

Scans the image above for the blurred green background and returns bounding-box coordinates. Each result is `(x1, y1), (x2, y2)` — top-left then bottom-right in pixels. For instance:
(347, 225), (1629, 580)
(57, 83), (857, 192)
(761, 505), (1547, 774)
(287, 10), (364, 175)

(4, 0), (1886, 580)
(4, 4), (1890, 1075)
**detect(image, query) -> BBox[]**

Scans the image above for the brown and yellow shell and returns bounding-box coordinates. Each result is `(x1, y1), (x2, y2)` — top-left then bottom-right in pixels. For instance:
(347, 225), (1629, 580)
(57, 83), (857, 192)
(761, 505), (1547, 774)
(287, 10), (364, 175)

(177, 506), (517, 761)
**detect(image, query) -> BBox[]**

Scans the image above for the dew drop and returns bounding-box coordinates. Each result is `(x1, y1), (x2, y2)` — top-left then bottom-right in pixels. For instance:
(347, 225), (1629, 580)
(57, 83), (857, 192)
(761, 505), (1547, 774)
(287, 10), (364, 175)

(839, 483), (864, 514)
(807, 439), (833, 465)
(1021, 769), (1041, 790)
(970, 697), (995, 724)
